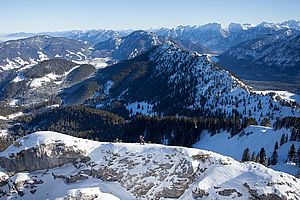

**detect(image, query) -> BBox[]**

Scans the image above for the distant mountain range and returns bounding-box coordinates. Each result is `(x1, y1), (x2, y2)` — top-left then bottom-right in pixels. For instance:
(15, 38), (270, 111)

(4, 20), (300, 52)
(218, 28), (300, 92)
(0, 30), (214, 71)
(0, 35), (91, 70)
(0, 20), (300, 110)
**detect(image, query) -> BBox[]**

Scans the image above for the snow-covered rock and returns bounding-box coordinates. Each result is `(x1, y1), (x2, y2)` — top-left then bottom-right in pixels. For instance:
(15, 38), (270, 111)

(0, 131), (299, 199)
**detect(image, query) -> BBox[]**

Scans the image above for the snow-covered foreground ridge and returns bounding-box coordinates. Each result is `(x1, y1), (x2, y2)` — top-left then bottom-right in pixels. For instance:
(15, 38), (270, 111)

(194, 125), (300, 176)
(0, 131), (300, 200)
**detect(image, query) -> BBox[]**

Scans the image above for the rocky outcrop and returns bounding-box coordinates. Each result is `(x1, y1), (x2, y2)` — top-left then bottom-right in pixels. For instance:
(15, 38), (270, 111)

(0, 173), (8, 187)
(218, 189), (242, 197)
(0, 134), (14, 152)
(0, 132), (299, 200)
(0, 143), (89, 172)
(244, 182), (287, 200)
(52, 150), (195, 200)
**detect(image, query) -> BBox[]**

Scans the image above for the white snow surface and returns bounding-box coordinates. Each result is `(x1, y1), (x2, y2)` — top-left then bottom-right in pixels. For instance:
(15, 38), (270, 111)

(0, 112), (24, 120)
(126, 101), (156, 117)
(9, 99), (19, 107)
(0, 131), (299, 199)
(194, 125), (300, 175)
(12, 74), (25, 82)
(29, 65), (81, 88)
(30, 73), (60, 87)
(73, 57), (111, 69)
(103, 80), (114, 95)
(37, 51), (49, 61)
(64, 187), (120, 200)
(254, 90), (300, 104)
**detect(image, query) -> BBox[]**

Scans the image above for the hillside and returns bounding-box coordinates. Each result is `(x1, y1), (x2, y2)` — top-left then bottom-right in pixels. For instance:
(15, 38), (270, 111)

(194, 125), (300, 176)
(0, 59), (97, 108)
(92, 30), (161, 61)
(60, 43), (300, 123)
(0, 131), (299, 199)
(218, 31), (300, 90)
(0, 35), (92, 71)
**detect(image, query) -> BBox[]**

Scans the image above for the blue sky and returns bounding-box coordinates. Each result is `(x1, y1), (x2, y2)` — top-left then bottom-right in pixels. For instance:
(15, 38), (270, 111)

(1, 0), (299, 33)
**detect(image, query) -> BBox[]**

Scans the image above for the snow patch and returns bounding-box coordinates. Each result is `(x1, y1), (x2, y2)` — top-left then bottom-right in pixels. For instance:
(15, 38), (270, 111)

(126, 101), (156, 117)
(73, 57), (110, 69)
(104, 80), (113, 95)
(254, 90), (300, 104)
(30, 73), (60, 88)
(0, 112), (24, 120)
(9, 99), (19, 107)
(37, 51), (49, 61)
(65, 187), (120, 200)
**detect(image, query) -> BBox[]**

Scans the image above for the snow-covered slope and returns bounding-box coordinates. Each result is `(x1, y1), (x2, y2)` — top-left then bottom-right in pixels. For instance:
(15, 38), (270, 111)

(92, 30), (161, 61)
(194, 125), (300, 176)
(0, 59), (97, 108)
(218, 30), (300, 86)
(0, 35), (92, 71)
(219, 30), (300, 68)
(0, 131), (299, 199)
(62, 42), (300, 122)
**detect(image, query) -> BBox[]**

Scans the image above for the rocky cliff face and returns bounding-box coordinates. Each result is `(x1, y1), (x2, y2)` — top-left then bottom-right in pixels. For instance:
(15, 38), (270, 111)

(0, 131), (299, 200)
(0, 142), (89, 173)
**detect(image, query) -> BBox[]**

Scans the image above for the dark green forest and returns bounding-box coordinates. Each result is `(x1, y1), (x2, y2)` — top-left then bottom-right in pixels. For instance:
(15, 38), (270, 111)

(14, 106), (264, 147)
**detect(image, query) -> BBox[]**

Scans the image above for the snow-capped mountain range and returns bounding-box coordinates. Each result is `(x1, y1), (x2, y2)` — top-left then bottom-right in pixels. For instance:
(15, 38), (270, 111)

(155, 20), (300, 53)
(218, 29), (300, 87)
(3, 20), (300, 52)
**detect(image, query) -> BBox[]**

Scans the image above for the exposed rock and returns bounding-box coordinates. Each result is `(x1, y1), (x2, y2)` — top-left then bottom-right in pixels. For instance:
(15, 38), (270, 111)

(0, 134), (14, 152)
(244, 182), (287, 200)
(192, 188), (209, 198)
(0, 173), (8, 187)
(0, 143), (89, 172)
(218, 188), (242, 197)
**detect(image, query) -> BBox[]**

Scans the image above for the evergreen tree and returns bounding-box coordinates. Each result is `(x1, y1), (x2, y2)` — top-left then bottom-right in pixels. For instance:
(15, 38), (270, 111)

(280, 134), (285, 146)
(260, 118), (271, 127)
(288, 144), (296, 162)
(274, 141), (279, 150)
(259, 147), (268, 166)
(255, 153), (260, 163)
(296, 147), (300, 167)
(251, 152), (256, 161)
(267, 157), (272, 166)
(242, 148), (251, 162)
(270, 149), (278, 165)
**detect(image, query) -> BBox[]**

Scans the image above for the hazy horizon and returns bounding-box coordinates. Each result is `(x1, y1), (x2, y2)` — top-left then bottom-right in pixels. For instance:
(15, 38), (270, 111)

(1, 0), (300, 33)
(0, 19), (299, 36)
